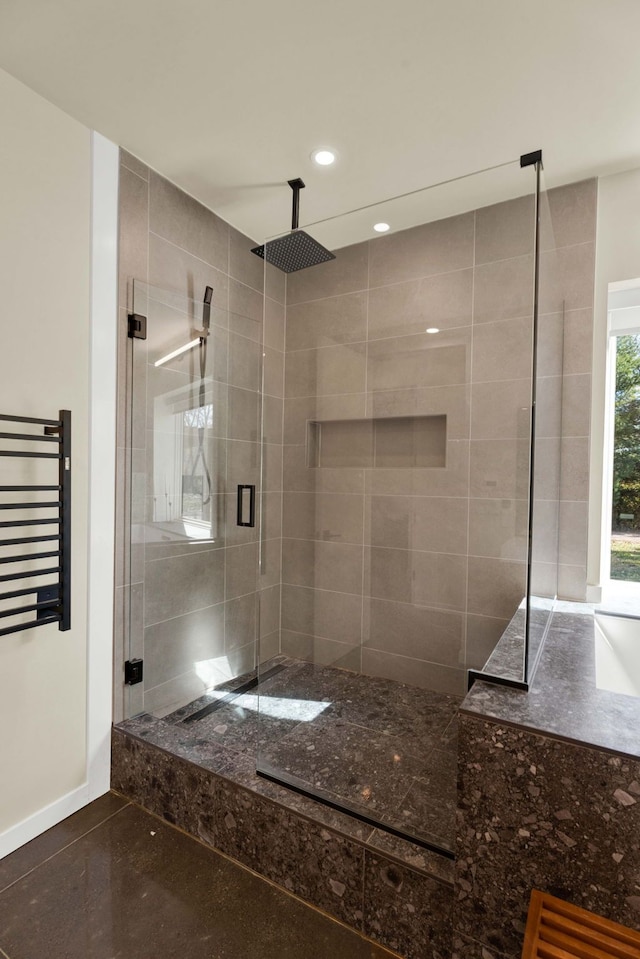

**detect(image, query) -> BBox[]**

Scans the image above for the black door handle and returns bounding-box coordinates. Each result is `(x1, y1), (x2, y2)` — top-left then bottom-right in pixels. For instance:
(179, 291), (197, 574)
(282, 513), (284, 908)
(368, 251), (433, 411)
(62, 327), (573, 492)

(237, 484), (256, 527)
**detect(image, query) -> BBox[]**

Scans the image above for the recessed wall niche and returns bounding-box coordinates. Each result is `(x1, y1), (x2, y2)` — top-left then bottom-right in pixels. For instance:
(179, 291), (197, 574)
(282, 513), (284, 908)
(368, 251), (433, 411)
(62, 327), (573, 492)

(307, 415), (447, 468)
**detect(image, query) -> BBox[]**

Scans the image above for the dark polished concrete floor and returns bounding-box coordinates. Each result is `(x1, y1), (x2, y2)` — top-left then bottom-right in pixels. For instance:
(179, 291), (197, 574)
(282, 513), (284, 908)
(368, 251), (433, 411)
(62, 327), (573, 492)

(0, 793), (398, 959)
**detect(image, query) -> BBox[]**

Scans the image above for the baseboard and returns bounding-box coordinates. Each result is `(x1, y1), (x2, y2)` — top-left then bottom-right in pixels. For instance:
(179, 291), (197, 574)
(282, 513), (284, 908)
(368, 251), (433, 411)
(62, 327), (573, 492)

(0, 783), (92, 860)
(586, 584), (603, 603)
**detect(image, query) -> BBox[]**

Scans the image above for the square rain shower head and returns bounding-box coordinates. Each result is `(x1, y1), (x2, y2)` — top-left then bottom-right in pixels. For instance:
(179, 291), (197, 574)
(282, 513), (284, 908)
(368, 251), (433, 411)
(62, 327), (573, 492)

(251, 230), (336, 274)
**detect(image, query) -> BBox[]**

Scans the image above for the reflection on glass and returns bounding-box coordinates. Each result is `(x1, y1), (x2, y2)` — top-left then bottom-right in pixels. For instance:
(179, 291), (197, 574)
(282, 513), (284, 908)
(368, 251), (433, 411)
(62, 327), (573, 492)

(152, 390), (216, 541)
(610, 334), (640, 583)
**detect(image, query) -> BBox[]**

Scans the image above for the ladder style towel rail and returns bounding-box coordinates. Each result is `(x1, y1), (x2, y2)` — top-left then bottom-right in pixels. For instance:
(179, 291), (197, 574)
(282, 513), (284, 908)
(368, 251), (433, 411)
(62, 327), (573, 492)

(0, 410), (70, 635)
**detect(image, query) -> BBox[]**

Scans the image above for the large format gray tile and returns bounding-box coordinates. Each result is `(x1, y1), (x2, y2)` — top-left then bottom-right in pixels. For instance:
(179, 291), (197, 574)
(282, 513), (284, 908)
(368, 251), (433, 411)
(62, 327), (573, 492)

(363, 598), (464, 667)
(144, 600), (225, 689)
(280, 630), (362, 670)
(365, 546), (467, 611)
(282, 538), (364, 594)
(285, 341), (367, 397)
(283, 393), (367, 445)
(536, 309), (593, 378)
(540, 178), (597, 251)
(120, 149), (149, 180)
(282, 490), (364, 544)
(286, 241), (369, 305)
(149, 170), (229, 272)
(471, 378), (531, 440)
(144, 549), (225, 626)
(228, 278), (263, 341)
(229, 224), (265, 293)
(466, 556), (526, 619)
(366, 383), (470, 439)
(471, 315), (533, 384)
(367, 329), (470, 393)
(281, 584), (362, 644)
(286, 291), (367, 351)
(538, 242), (595, 314)
(118, 164), (148, 310)
(468, 497), (529, 561)
(469, 438), (530, 500)
(474, 193), (535, 265)
(368, 213), (474, 287)
(361, 647), (466, 696)
(225, 592), (258, 651)
(367, 269), (473, 339)
(473, 255), (534, 324)
(149, 232), (229, 310)
(365, 494), (468, 554)
(228, 328), (262, 391)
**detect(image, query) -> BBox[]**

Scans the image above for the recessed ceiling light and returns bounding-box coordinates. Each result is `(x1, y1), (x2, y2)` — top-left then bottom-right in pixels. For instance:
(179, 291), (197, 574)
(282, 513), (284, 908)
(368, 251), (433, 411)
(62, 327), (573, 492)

(373, 222), (390, 233)
(426, 327), (440, 334)
(311, 148), (336, 166)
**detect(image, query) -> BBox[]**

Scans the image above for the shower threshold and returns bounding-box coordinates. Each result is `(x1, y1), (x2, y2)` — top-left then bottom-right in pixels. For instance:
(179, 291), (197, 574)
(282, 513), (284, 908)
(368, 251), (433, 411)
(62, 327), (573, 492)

(117, 657), (459, 859)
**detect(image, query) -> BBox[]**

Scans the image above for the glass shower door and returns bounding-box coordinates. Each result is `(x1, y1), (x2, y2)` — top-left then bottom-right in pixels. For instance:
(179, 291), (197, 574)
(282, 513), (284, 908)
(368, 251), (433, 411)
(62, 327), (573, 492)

(125, 280), (263, 722)
(256, 159), (539, 853)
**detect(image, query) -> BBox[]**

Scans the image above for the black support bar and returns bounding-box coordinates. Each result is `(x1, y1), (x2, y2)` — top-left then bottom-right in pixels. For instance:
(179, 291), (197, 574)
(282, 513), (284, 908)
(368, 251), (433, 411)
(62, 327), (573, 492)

(0, 615), (59, 638)
(0, 431), (60, 443)
(0, 413), (61, 427)
(0, 451), (61, 459)
(0, 534), (60, 547)
(0, 550), (60, 565)
(0, 502), (61, 510)
(0, 585), (56, 602)
(0, 600), (59, 620)
(0, 518), (60, 528)
(0, 566), (60, 584)
(0, 486), (61, 492)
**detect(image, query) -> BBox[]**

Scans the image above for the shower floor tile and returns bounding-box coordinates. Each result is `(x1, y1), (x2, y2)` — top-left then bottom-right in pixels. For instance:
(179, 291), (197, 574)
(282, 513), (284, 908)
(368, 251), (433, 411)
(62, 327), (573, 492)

(123, 657), (461, 851)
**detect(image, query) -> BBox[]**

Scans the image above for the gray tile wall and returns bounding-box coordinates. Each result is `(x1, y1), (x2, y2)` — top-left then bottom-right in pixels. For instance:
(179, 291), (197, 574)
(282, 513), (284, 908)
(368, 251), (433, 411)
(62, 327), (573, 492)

(115, 149), (283, 721)
(539, 179), (596, 600)
(281, 180), (596, 695)
(116, 160), (595, 715)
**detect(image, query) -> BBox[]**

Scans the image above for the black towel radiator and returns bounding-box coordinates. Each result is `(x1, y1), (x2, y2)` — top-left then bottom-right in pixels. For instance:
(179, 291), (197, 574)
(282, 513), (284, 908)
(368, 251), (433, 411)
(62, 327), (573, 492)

(0, 410), (71, 636)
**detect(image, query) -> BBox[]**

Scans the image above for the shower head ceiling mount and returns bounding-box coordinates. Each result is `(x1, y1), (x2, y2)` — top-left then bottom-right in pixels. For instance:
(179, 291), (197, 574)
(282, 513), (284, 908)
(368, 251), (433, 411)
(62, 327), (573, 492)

(251, 178), (336, 274)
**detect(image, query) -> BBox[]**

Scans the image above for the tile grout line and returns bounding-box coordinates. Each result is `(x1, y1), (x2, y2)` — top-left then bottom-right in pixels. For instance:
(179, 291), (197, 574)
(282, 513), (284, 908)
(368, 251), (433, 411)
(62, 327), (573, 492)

(0, 802), (132, 899)
(360, 238), (372, 672)
(463, 210), (478, 674)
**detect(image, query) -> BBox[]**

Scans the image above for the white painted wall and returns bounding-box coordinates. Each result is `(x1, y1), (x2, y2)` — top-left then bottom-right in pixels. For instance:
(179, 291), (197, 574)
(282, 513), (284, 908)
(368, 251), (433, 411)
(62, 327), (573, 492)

(589, 167), (640, 597)
(0, 70), (117, 855)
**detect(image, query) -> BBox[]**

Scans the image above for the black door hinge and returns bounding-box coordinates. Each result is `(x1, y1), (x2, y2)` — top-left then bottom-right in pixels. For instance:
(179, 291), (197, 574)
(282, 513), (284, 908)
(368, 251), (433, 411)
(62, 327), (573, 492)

(128, 313), (147, 339)
(125, 658), (143, 685)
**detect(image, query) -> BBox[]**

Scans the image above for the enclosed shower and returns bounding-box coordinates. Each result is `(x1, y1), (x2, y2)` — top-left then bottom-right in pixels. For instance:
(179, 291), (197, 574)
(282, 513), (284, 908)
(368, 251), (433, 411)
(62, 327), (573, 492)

(116, 150), (573, 858)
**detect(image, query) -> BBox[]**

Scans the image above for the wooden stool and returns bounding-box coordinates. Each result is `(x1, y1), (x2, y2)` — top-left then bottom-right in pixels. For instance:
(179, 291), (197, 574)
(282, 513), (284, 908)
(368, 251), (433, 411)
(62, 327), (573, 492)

(522, 890), (640, 959)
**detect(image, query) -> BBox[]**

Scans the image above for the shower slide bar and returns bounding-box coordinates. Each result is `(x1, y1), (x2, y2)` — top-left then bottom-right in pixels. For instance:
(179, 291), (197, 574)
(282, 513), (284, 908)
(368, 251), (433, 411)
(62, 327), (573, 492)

(0, 410), (71, 637)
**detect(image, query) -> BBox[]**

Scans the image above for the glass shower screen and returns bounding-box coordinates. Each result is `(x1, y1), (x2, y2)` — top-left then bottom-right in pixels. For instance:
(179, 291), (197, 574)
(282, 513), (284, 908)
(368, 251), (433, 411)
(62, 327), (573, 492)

(124, 280), (263, 721)
(255, 159), (540, 852)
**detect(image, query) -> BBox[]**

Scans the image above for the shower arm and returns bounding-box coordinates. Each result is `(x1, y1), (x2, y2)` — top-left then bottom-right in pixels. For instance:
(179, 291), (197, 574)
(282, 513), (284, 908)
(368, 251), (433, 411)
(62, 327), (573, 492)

(288, 178), (305, 231)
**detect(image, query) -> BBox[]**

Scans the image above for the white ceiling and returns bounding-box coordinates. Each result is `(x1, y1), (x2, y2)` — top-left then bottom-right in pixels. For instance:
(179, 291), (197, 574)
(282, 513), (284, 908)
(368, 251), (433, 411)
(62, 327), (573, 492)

(1, 0), (639, 245)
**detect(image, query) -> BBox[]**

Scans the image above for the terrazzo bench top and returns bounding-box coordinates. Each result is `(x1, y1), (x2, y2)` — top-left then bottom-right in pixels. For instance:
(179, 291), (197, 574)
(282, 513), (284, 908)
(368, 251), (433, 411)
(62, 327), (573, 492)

(461, 606), (640, 762)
